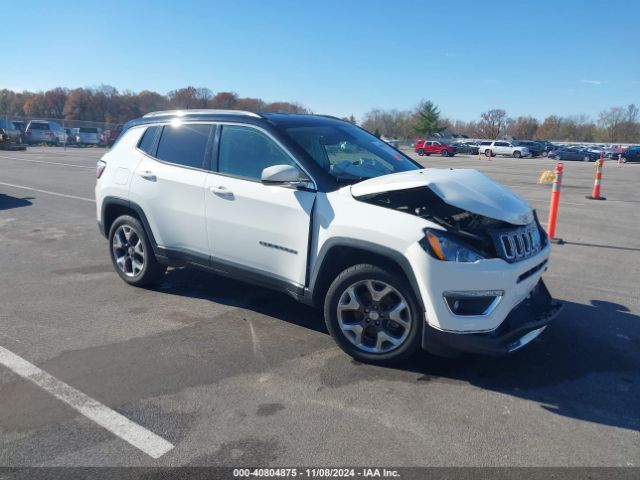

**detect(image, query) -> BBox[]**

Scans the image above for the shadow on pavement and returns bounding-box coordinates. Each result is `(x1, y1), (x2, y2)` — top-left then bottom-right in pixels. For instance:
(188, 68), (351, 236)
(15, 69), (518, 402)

(156, 267), (640, 432)
(0, 193), (33, 211)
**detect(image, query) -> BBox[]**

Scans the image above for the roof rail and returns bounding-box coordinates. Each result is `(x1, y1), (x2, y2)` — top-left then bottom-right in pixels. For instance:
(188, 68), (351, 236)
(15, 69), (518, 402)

(143, 109), (262, 118)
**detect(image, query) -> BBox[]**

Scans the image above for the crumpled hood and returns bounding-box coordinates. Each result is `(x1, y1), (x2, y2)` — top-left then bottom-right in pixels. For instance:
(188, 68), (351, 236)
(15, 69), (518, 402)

(350, 168), (534, 225)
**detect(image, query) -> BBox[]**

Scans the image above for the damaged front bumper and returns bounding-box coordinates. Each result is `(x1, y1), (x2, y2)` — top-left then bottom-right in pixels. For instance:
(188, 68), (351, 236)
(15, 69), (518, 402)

(422, 280), (563, 356)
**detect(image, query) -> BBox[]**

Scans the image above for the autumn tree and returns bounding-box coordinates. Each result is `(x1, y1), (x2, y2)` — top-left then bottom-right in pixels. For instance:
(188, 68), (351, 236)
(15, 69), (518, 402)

(476, 109), (508, 139)
(209, 91), (238, 109)
(508, 116), (539, 139)
(598, 107), (626, 142)
(167, 86), (199, 109)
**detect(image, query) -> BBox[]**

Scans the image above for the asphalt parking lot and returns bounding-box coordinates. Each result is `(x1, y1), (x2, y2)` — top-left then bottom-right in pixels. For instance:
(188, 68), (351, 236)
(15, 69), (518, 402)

(0, 146), (639, 467)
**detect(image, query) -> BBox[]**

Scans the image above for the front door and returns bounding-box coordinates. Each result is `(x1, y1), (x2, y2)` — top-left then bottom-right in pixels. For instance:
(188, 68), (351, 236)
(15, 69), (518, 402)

(205, 124), (316, 287)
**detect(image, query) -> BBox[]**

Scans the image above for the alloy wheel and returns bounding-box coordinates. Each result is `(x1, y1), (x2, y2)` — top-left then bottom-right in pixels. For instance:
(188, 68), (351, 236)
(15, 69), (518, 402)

(336, 280), (412, 354)
(112, 225), (145, 277)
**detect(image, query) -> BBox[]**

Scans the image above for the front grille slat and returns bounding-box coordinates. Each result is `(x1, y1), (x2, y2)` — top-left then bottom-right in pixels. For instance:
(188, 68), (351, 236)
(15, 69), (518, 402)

(493, 223), (543, 263)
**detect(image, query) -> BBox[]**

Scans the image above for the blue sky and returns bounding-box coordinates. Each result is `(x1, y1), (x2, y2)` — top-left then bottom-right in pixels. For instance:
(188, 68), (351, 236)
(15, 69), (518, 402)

(2, 0), (638, 121)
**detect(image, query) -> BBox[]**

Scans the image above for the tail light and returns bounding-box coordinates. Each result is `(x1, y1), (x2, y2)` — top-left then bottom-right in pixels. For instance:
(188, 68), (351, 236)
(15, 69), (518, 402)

(96, 160), (107, 179)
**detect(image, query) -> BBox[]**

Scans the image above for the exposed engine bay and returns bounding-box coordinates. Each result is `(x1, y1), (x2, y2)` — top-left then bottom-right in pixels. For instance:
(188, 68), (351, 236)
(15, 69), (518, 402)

(357, 186), (516, 257)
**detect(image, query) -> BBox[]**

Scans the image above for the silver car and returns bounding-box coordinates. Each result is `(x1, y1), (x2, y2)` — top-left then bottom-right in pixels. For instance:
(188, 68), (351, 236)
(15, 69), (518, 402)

(78, 127), (101, 146)
(26, 120), (64, 145)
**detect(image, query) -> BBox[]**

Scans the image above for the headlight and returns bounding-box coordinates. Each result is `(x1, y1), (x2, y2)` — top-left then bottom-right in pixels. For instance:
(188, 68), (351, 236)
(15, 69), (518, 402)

(423, 229), (483, 263)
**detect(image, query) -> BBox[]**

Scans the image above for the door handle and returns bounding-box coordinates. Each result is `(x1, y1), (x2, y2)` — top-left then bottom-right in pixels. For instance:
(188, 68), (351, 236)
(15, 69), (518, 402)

(137, 171), (156, 181)
(209, 185), (233, 196)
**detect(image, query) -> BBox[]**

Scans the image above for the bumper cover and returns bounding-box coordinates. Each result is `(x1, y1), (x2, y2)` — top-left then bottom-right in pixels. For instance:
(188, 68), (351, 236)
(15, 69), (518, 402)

(422, 279), (562, 356)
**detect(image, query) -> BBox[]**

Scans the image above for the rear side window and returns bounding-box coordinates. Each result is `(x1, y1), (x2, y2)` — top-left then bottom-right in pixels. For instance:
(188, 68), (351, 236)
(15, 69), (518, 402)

(30, 123), (49, 130)
(79, 127), (98, 133)
(155, 123), (211, 169)
(138, 126), (160, 155)
(218, 125), (294, 181)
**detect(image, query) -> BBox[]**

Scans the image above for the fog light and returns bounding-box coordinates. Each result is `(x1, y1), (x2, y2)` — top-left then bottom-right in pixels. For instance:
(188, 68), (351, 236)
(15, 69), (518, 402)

(443, 290), (504, 316)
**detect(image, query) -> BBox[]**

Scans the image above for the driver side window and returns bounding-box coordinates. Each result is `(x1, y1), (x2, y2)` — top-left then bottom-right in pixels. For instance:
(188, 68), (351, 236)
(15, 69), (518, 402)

(218, 125), (295, 181)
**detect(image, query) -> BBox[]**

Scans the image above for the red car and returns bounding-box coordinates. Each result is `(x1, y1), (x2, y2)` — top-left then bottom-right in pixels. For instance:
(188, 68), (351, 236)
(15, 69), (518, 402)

(105, 125), (123, 146)
(414, 139), (456, 157)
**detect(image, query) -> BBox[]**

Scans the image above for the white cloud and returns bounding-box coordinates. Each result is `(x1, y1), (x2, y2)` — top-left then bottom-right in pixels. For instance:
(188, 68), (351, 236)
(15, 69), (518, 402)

(580, 79), (602, 85)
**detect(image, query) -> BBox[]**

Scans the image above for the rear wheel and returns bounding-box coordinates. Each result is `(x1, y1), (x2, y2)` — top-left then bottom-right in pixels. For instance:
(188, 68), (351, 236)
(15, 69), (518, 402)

(485, 149), (493, 157)
(324, 264), (422, 364)
(108, 215), (166, 287)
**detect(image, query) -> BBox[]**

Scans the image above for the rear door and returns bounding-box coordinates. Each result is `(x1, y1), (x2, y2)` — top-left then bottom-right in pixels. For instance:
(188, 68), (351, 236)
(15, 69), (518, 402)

(494, 141), (509, 155)
(129, 123), (213, 258)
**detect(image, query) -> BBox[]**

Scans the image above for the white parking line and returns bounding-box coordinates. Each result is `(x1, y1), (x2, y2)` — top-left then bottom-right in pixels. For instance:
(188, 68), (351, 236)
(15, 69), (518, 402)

(0, 181), (94, 202)
(0, 345), (174, 459)
(0, 154), (94, 169)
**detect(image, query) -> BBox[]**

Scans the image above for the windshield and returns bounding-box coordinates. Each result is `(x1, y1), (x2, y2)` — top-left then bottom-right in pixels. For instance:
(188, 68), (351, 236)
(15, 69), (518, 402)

(283, 123), (419, 182)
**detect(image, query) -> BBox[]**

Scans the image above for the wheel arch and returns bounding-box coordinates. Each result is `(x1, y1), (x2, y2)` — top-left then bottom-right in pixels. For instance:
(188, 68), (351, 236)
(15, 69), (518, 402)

(308, 238), (425, 312)
(101, 197), (160, 255)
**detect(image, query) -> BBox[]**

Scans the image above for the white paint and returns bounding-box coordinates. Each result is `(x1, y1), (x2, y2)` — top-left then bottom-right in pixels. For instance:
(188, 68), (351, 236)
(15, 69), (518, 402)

(0, 155), (94, 169)
(0, 345), (174, 459)
(0, 181), (94, 202)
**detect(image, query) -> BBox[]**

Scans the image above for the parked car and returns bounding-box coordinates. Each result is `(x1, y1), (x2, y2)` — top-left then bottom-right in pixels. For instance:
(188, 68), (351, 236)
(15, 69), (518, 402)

(0, 119), (26, 144)
(513, 140), (543, 157)
(451, 142), (478, 155)
(536, 141), (556, 157)
(620, 145), (640, 163)
(414, 140), (457, 157)
(548, 148), (600, 162)
(96, 110), (561, 364)
(477, 141), (530, 158)
(25, 120), (64, 145)
(77, 127), (101, 146)
(0, 128), (8, 143)
(105, 125), (123, 146)
(65, 128), (79, 145)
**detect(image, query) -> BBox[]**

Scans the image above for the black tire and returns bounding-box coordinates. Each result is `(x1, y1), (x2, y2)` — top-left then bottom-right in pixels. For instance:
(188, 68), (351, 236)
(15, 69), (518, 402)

(485, 149), (493, 157)
(513, 151), (521, 158)
(324, 264), (422, 365)
(108, 215), (166, 287)
(440, 149), (449, 157)
(417, 148), (425, 156)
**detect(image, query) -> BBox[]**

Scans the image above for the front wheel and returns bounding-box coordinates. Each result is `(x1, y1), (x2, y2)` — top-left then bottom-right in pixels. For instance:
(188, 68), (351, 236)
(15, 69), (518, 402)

(108, 215), (166, 287)
(583, 156), (591, 162)
(417, 148), (425, 156)
(324, 264), (422, 364)
(485, 149), (493, 157)
(542, 151), (548, 157)
(440, 149), (449, 157)
(513, 151), (521, 158)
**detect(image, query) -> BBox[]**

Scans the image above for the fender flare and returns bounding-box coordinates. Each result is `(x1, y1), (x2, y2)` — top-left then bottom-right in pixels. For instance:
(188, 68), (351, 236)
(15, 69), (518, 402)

(308, 237), (425, 313)
(100, 196), (161, 256)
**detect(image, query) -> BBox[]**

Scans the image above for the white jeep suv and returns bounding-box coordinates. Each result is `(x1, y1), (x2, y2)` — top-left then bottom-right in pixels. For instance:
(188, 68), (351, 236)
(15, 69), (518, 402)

(95, 110), (562, 364)
(478, 140), (530, 158)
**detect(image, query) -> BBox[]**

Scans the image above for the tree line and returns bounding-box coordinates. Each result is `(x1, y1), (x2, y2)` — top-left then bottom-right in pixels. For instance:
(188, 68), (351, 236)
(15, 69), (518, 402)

(1, 86), (637, 143)
(361, 101), (640, 143)
(0, 85), (309, 125)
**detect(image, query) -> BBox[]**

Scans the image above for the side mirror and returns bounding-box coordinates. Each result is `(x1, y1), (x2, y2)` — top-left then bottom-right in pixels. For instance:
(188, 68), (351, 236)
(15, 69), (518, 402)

(261, 164), (311, 188)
